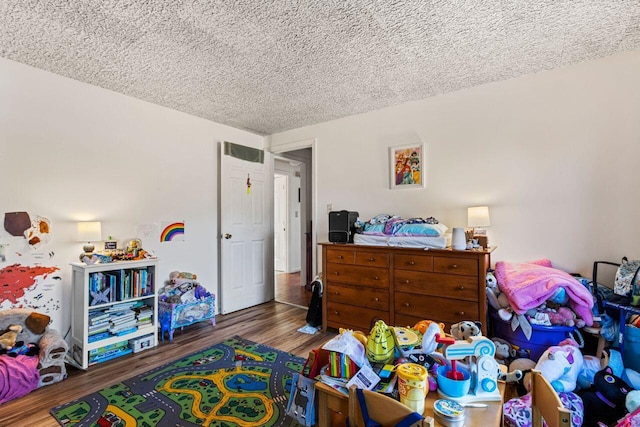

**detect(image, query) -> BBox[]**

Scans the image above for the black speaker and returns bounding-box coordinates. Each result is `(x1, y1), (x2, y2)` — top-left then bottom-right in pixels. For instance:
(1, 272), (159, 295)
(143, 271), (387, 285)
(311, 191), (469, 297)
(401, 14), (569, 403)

(328, 210), (359, 243)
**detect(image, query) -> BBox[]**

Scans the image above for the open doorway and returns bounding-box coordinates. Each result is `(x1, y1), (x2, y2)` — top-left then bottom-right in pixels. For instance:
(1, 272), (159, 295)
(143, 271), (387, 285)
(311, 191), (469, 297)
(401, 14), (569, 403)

(273, 148), (313, 308)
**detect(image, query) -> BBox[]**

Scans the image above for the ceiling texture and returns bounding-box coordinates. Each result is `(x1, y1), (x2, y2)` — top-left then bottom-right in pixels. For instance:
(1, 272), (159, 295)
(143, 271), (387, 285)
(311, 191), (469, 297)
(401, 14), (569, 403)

(1, 1), (639, 135)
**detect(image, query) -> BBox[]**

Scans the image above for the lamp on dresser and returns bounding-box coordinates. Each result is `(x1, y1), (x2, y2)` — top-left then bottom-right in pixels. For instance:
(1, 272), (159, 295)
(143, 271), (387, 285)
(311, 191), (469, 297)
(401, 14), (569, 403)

(467, 206), (490, 249)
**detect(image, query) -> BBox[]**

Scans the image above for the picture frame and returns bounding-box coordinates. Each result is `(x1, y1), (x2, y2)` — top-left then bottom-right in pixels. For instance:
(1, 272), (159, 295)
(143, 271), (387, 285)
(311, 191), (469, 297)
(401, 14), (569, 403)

(389, 143), (425, 189)
(104, 240), (118, 251)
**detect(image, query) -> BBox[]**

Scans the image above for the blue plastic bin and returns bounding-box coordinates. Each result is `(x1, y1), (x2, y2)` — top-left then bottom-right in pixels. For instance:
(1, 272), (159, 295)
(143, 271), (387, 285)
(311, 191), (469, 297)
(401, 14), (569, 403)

(489, 308), (576, 361)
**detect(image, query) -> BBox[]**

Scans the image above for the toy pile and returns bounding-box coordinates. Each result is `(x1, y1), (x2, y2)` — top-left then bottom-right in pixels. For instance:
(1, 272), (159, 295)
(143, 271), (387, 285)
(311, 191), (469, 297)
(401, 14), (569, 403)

(158, 271), (211, 304)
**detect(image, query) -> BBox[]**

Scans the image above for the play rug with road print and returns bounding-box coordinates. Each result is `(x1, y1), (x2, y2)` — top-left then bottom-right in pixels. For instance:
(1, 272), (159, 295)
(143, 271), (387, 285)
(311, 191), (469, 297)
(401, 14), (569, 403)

(51, 336), (305, 426)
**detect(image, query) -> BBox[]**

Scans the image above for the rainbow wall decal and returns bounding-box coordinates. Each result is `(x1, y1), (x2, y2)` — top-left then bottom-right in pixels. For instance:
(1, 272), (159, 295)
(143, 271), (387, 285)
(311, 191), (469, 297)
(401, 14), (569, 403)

(160, 222), (185, 242)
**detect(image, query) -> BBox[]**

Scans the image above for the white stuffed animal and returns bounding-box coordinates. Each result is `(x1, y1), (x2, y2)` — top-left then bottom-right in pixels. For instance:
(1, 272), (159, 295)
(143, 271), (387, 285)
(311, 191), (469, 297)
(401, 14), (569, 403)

(534, 340), (584, 392)
(450, 321), (482, 341)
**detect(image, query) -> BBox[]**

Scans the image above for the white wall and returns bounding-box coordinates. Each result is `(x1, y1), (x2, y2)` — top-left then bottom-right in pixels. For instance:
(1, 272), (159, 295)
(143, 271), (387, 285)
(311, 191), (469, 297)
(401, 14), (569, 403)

(269, 50), (640, 276)
(0, 58), (263, 333)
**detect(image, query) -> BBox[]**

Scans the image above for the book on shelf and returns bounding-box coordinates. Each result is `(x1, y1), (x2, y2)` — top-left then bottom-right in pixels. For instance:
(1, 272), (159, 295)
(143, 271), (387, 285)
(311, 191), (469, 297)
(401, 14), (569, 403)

(89, 340), (128, 356)
(89, 348), (133, 365)
(88, 331), (110, 343)
(114, 326), (138, 336)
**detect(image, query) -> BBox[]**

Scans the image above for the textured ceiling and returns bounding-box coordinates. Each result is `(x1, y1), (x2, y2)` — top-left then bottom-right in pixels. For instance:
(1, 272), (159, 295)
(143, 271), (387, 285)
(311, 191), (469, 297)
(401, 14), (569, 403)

(1, 1), (639, 135)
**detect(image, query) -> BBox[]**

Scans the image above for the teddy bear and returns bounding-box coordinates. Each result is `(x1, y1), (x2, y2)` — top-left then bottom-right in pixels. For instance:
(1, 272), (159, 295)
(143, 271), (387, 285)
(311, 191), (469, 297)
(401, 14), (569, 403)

(580, 366), (631, 427)
(0, 324), (23, 350)
(449, 320), (482, 341)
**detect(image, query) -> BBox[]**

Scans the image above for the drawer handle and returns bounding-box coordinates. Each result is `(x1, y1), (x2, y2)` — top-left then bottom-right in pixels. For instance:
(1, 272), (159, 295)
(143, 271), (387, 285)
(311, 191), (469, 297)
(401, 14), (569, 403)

(458, 286), (465, 290)
(369, 257), (375, 261)
(334, 291), (340, 295)
(374, 276), (379, 280)
(450, 264), (458, 269)
(404, 302), (410, 307)
(405, 280), (410, 284)
(374, 297), (380, 302)
(334, 311), (339, 315)
(334, 272), (339, 275)
(458, 311), (465, 316)
(409, 261), (415, 265)
(337, 255), (343, 259)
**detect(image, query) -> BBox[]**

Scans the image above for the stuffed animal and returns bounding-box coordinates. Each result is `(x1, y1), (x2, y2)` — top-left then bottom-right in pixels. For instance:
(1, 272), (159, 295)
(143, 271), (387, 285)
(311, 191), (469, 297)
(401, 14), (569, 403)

(510, 357), (537, 395)
(449, 321), (482, 341)
(534, 340), (584, 392)
(3, 341), (39, 357)
(0, 324), (22, 350)
(546, 306), (586, 328)
(580, 366), (631, 427)
(491, 337), (515, 364)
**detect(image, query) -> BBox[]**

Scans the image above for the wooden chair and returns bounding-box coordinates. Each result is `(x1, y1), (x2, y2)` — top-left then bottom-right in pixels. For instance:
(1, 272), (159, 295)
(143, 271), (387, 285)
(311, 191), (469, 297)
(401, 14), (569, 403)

(347, 385), (430, 427)
(530, 370), (571, 427)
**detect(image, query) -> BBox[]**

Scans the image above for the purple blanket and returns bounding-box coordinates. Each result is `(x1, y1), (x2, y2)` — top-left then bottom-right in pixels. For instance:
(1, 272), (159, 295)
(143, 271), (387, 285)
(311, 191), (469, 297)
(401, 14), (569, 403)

(495, 259), (594, 326)
(0, 354), (39, 405)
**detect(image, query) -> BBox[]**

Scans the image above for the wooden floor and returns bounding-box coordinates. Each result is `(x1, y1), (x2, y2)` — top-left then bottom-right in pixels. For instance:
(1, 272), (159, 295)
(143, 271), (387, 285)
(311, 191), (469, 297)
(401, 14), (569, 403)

(275, 271), (312, 307)
(0, 301), (336, 427)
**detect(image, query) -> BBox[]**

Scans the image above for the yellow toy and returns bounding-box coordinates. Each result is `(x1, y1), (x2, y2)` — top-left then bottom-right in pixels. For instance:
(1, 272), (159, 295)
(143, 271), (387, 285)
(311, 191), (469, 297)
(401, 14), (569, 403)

(0, 324), (23, 350)
(413, 319), (446, 337)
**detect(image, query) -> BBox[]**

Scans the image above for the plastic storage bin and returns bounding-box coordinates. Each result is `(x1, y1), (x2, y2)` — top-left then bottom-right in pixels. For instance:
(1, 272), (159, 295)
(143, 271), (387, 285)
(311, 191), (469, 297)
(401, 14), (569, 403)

(489, 308), (575, 361)
(624, 325), (640, 372)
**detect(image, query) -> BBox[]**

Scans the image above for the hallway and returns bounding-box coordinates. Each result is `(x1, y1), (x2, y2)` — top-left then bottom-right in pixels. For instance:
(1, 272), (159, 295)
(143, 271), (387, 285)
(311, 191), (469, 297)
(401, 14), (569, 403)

(275, 271), (311, 308)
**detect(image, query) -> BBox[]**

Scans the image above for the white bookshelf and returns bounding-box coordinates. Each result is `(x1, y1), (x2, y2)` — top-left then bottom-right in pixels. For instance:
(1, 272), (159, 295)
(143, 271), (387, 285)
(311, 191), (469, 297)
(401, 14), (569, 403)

(69, 259), (158, 369)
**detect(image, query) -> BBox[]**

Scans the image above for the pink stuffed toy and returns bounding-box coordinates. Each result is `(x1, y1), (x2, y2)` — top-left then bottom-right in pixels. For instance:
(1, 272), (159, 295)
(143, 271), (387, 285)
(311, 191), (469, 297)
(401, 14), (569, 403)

(547, 307), (586, 328)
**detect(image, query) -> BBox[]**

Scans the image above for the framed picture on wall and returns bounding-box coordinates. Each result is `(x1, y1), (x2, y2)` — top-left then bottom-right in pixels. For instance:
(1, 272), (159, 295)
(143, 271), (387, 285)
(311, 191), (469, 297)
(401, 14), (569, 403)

(389, 143), (425, 189)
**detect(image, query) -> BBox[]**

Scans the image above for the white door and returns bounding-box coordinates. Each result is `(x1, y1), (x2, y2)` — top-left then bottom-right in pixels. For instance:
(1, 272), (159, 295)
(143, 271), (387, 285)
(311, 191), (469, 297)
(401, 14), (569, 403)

(274, 174), (288, 272)
(220, 143), (274, 314)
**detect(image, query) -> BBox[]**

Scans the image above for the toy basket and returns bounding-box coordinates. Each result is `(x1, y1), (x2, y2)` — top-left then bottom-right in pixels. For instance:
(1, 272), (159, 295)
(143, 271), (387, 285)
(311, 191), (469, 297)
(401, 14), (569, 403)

(158, 295), (216, 341)
(489, 307), (576, 361)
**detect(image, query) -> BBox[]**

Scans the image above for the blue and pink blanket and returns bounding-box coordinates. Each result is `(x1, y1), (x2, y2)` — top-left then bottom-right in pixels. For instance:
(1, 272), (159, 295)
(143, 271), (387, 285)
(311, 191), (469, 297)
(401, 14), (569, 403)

(495, 259), (594, 326)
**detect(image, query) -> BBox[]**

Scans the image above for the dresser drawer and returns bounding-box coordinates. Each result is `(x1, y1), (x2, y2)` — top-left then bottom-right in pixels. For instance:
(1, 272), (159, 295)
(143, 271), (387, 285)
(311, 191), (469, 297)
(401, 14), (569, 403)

(325, 263), (389, 288)
(326, 301), (389, 331)
(394, 254), (433, 272)
(355, 251), (389, 268)
(394, 270), (478, 301)
(326, 283), (389, 311)
(394, 292), (479, 324)
(433, 257), (477, 276)
(326, 248), (355, 264)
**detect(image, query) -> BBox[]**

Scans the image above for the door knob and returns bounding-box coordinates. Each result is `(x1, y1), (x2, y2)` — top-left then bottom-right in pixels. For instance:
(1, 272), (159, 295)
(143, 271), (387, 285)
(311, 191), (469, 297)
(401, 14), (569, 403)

(224, 233), (232, 239)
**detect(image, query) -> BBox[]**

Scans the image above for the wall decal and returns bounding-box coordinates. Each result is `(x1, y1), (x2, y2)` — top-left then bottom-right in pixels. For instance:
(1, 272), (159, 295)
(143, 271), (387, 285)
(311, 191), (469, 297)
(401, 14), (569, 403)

(160, 221), (185, 242)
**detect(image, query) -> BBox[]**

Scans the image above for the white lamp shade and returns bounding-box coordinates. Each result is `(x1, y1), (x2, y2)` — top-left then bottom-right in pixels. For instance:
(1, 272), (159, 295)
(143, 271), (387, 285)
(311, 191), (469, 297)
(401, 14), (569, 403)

(77, 221), (102, 242)
(468, 206), (491, 228)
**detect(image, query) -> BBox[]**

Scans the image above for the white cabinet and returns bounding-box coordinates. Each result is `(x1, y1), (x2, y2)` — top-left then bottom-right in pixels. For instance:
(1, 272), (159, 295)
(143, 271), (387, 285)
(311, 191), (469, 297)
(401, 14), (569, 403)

(70, 259), (158, 369)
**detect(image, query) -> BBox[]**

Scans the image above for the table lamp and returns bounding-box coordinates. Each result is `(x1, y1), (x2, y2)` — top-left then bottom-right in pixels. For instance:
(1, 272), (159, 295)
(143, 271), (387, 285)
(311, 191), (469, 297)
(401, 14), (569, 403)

(467, 206), (490, 248)
(77, 221), (102, 261)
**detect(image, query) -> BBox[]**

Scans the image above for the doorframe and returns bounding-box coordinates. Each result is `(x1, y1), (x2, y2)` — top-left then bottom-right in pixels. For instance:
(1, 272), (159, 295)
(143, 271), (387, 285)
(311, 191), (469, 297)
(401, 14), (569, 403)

(273, 172), (289, 273)
(269, 138), (317, 286)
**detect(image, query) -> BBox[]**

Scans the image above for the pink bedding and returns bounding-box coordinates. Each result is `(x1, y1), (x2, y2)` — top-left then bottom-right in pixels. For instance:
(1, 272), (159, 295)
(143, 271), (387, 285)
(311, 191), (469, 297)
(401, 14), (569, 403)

(0, 354), (39, 405)
(495, 259), (594, 326)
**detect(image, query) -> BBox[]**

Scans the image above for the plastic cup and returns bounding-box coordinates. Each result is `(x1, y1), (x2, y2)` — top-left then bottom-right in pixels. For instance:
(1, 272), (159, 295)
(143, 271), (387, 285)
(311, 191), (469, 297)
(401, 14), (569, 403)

(396, 363), (429, 414)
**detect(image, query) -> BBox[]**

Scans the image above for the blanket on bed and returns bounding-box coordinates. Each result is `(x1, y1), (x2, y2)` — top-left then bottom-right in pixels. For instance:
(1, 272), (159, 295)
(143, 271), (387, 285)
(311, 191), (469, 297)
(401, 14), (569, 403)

(0, 354), (39, 405)
(495, 259), (594, 326)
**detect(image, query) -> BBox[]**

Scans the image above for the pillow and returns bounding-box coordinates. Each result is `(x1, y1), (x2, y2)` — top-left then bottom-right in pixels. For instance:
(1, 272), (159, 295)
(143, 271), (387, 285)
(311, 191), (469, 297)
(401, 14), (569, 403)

(25, 312), (50, 335)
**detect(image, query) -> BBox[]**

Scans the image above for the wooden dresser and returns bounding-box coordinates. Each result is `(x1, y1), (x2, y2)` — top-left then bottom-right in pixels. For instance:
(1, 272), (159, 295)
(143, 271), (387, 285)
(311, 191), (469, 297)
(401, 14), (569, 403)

(320, 243), (494, 334)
